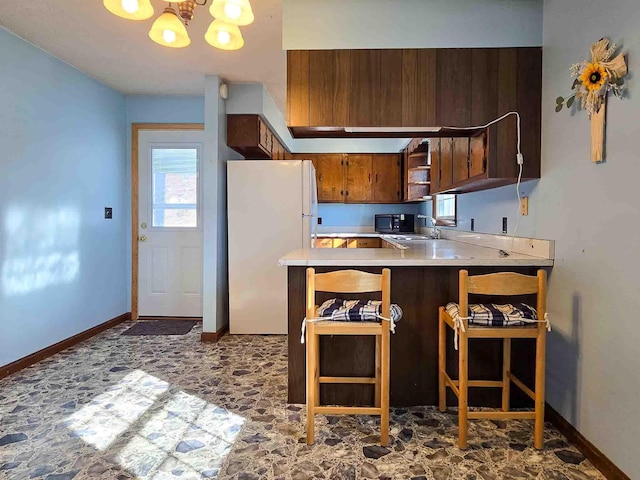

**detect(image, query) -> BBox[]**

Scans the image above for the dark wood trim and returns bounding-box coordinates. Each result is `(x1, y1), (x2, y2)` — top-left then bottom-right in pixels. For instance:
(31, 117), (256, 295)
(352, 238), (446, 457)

(545, 404), (630, 480)
(201, 324), (229, 343)
(131, 123), (205, 321)
(0, 312), (131, 380)
(138, 316), (203, 322)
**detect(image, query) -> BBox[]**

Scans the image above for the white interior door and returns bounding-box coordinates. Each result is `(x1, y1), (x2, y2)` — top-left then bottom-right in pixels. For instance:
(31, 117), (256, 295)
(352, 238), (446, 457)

(138, 130), (204, 317)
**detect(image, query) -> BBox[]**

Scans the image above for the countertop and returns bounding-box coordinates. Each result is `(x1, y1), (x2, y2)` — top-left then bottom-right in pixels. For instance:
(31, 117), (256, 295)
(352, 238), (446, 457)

(280, 238), (554, 267)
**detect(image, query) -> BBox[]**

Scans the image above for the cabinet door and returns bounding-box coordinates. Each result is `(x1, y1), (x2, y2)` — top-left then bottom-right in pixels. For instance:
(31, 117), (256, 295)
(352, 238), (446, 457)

(349, 50), (381, 127)
(379, 50), (403, 127)
(439, 138), (454, 189)
(402, 49), (437, 126)
(345, 155), (373, 202)
(372, 154), (401, 203)
(436, 49), (472, 127)
(429, 139), (441, 193)
(258, 119), (271, 155)
(315, 154), (345, 203)
(287, 50), (310, 127)
(469, 133), (487, 178)
(316, 238), (334, 248)
(309, 50), (335, 127)
(452, 137), (470, 184)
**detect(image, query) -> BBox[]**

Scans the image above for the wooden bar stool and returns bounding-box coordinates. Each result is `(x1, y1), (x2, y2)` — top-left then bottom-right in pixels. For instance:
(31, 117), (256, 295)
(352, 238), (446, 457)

(304, 268), (396, 446)
(438, 269), (549, 449)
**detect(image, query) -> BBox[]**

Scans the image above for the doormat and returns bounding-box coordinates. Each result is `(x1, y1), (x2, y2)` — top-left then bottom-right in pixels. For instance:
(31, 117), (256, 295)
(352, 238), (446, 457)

(122, 320), (198, 336)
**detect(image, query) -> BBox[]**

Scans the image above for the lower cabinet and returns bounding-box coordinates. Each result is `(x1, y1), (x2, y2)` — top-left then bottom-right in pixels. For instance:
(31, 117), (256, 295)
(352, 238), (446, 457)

(316, 237), (382, 248)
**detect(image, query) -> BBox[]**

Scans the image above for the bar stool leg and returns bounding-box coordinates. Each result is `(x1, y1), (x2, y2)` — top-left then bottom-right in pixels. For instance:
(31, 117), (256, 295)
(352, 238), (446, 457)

(534, 327), (546, 449)
(502, 338), (511, 412)
(458, 331), (469, 449)
(438, 307), (446, 412)
(375, 335), (382, 408)
(306, 324), (317, 445)
(380, 327), (390, 446)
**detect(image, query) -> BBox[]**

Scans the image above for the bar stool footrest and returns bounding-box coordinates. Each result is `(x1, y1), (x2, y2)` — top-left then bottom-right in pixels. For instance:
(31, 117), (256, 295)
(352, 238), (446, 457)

(315, 406), (381, 415)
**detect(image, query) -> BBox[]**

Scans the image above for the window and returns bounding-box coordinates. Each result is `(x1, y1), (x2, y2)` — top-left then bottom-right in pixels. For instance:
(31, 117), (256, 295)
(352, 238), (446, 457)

(151, 148), (199, 228)
(432, 194), (457, 226)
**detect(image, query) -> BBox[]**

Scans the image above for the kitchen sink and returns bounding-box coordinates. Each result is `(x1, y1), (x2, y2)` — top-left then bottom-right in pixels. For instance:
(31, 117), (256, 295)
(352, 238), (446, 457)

(386, 234), (438, 241)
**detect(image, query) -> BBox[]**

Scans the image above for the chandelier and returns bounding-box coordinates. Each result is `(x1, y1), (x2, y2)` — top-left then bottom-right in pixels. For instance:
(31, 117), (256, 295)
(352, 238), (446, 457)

(103, 0), (254, 50)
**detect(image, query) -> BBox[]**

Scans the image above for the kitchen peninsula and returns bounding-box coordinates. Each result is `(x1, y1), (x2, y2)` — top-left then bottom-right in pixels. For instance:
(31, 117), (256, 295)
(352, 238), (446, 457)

(280, 236), (553, 408)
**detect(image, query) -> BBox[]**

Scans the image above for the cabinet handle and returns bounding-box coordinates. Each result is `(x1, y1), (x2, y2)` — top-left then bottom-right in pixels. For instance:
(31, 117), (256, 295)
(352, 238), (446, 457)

(319, 173), (322, 182)
(368, 173), (371, 183)
(346, 191), (349, 197)
(375, 173), (378, 183)
(340, 190), (344, 196)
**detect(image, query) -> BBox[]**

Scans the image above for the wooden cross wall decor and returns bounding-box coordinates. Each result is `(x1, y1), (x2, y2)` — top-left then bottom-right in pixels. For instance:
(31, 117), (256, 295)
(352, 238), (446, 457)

(555, 38), (628, 163)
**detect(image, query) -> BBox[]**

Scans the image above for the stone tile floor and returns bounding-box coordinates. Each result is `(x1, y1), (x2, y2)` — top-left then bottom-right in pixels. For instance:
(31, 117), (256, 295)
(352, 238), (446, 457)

(0, 322), (604, 480)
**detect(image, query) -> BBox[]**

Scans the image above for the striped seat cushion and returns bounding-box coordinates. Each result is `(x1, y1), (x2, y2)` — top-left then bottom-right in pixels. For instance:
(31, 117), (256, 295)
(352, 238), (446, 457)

(317, 298), (403, 323)
(446, 302), (537, 327)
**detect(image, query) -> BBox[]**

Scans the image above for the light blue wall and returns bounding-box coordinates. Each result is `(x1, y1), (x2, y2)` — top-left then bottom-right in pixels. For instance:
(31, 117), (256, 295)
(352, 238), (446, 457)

(421, 180), (539, 237)
(125, 95), (205, 125)
(284, 0), (543, 50)
(0, 28), (128, 366)
(319, 204), (423, 227)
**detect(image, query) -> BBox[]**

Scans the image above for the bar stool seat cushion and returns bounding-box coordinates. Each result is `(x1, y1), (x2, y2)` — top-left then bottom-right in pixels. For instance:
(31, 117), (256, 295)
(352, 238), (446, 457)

(317, 298), (403, 323)
(445, 302), (537, 327)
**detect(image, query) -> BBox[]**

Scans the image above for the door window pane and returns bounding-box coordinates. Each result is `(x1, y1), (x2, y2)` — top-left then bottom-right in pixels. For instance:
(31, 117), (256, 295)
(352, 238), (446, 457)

(152, 148), (198, 228)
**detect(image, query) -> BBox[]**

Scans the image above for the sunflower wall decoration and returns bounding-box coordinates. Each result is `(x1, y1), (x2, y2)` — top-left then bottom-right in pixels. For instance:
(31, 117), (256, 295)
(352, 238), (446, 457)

(555, 38), (628, 163)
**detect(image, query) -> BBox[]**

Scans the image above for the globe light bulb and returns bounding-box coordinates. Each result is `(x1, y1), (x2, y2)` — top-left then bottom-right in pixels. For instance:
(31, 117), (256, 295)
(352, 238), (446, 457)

(163, 29), (177, 44)
(224, 2), (242, 20)
(121, 0), (139, 14)
(217, 30), (231, 45)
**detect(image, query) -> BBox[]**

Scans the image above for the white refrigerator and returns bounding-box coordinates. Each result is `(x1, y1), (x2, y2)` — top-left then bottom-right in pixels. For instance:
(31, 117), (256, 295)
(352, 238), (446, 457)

(227, 160), (318, 334)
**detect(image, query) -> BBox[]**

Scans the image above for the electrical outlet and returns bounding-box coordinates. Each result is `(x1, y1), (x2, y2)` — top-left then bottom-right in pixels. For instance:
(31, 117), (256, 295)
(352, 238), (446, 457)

(520, 196), (529, 216)
(470, 218), (475, 232)
(105, 207), (113, 219)
(502, 217), (508, 234)
(317, 217), (322, 225)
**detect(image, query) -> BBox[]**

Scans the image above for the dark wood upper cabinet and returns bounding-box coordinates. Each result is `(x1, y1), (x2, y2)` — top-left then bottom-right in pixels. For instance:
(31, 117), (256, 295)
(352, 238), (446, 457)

(286, 47), (542, 196)
(436, 49), (472, 127)
(372, 154), (401, 203)
(345, 154), (373, 202)
(349, 50), (381, 127)
(228, 114), (282, 159)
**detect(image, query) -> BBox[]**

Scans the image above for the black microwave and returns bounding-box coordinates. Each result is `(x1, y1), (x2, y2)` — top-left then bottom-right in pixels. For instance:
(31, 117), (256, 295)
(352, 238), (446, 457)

(375, 214), (415, 234)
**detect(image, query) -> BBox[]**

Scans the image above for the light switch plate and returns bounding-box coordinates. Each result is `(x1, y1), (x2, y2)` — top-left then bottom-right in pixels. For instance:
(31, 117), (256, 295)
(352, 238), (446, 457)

(520, 197), (529, 216)
(105, 207), (113, 219)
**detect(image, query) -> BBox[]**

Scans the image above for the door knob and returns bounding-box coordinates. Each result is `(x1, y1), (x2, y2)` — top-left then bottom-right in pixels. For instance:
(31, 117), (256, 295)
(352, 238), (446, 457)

(138, 235), (148, 242)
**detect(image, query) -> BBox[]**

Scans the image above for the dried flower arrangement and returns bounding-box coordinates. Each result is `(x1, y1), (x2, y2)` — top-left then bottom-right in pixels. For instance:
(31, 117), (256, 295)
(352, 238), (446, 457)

(555, 38), (628, 162)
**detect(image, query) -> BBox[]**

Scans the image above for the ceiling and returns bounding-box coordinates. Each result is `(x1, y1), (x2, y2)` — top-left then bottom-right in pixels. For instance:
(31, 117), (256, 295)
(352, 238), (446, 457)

(0, 0), (287, 111)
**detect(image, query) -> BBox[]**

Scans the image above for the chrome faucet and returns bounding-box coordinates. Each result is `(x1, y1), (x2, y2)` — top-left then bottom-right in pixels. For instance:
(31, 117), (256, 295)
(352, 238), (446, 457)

(417, 215), (441, 239)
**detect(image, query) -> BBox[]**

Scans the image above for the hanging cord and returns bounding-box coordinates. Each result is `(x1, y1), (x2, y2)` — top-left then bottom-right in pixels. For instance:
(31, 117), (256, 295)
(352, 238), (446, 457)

(451, 311), (551, 351)
(443, 112), (523, 253)
(300, 314), (397, 344)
